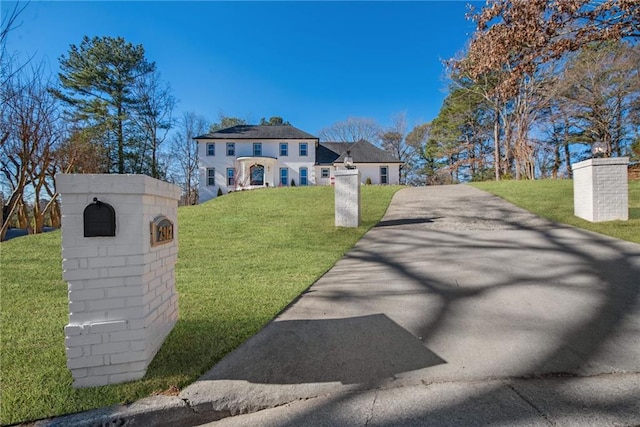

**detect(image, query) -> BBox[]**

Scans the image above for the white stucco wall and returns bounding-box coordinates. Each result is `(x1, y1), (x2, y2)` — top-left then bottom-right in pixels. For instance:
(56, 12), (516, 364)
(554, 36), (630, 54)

(315, 166), (335, 186)
(356, 164), (400, 185)
(314, 164), (402, 186)
(334, 164), (401, 185)
(197, 139), (317, 203)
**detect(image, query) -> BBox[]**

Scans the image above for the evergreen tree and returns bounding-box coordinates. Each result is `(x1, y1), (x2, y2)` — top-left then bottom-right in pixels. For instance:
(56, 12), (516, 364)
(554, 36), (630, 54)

(209, 116), (247, 132)
(259, 116), (291, 126)
(430, 86), (493, 182)
(52, 36), (156, 174)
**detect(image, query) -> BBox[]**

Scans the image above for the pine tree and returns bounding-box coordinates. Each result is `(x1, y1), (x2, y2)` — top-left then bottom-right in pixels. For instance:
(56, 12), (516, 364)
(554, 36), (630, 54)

(52, 36), (156, 174)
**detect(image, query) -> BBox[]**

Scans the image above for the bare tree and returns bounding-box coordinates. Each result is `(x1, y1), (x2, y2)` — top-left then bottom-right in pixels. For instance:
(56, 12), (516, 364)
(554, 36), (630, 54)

(169, 112), (209, 205)
(537, 97), (576, 178)
(318, 117), (381, 143)
(132, 69), (176, 178)
(1, 2), (29, 155)
(405, 122), (432, 185)
(54, 126), (110, 174)
(379, 112), (422, 184)
(449, 53), (566, 180)
(457, 0), (640, 98)
(557, 41), (640, 157)
(1, 65), (61, 239)
(0, 1), (29, 86)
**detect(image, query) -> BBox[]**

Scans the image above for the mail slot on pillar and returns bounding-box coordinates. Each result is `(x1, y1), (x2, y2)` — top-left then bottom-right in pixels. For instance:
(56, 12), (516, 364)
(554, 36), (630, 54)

(83, 197), (116, 237)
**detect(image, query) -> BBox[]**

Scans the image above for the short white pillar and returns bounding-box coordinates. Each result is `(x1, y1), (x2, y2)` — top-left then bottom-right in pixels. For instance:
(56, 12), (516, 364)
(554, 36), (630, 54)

(335, 169), (361, 227)
(56, 174), (180, 388)
(572, 157), (629, 222)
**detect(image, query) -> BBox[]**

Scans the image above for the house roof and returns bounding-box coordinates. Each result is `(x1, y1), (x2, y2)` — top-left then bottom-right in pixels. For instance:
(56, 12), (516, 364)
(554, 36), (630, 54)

(316, 143), (342, 164)
(195, 125), (318, 140)
(317, 140), (403, 165)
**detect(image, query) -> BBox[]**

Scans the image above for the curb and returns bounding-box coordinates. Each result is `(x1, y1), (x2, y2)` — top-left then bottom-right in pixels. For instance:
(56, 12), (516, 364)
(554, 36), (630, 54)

(27, 395), (228, 427)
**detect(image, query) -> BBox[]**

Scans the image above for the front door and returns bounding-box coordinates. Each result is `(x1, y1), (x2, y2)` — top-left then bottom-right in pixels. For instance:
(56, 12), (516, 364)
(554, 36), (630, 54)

(250, 164), (264, 186)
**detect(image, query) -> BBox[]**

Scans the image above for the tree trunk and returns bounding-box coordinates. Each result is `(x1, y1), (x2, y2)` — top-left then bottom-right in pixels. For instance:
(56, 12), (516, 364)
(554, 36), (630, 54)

(613, 95), (623, 157)
(0, 181), (26, 241)
(34, 209), (45, 233)
(50, 199), (61, 228)
(494, 109), (501, 181)
(562, 116), (572, 178)
(563, 142), (572, 178)
(118, 103), (125, 174)
(552, 144), (560, 179)
(18, 201), (29, 230)
(503, 119), (512, 178)
(185, 170), (192, 205)
(152, 134), (158, 178)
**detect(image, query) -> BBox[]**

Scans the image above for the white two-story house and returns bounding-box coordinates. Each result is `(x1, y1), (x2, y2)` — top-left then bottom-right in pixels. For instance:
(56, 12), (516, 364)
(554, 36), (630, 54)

(195, 125), (402, 203)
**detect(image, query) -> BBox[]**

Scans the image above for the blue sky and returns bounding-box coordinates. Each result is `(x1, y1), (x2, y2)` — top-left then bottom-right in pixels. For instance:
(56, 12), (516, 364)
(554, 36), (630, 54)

(4, 1), (481, 135)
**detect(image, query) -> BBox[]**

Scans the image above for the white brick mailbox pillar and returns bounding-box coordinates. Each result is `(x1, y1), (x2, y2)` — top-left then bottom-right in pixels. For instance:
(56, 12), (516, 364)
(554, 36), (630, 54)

(56, 174), (180, 388)
(335, 169), (361, 227)
(573, 157), (629, 222)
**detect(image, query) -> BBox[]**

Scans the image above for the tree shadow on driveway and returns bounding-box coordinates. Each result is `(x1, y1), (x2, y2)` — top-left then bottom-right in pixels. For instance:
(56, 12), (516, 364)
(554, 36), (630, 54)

(182, 186), (640, 424)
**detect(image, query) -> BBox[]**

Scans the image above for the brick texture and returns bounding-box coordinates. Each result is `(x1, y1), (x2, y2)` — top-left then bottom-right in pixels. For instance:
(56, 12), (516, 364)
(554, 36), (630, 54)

(56, 174), (179, 388)
(335, 170), (361, 227)
(573, 158), (629, 222)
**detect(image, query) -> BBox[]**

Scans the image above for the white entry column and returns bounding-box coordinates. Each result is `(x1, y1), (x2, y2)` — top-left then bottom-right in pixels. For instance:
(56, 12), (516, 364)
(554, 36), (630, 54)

(572, 157), (629, 222)
(334, 169), (361, 228)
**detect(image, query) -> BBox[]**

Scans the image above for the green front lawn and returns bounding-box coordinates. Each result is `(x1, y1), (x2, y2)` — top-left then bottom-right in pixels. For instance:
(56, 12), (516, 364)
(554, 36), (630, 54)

(0, 185), (401, 425)
(471, 179), (640, 244)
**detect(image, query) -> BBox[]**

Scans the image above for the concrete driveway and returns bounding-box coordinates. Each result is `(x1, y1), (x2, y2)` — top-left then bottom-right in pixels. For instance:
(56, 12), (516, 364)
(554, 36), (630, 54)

(182, 185), (640, 425)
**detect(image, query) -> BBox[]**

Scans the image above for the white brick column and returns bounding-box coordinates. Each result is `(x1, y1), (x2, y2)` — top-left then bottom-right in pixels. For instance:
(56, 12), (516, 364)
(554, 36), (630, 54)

(335, 169), (361, 227)
(573, 157), (629, 222)
(56, 174), (180, 388)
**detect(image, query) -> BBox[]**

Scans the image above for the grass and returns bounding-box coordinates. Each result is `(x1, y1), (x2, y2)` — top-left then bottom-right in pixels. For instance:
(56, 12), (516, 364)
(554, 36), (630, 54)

(0, 185), (401, 425)
(470, 179), (640, 244)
